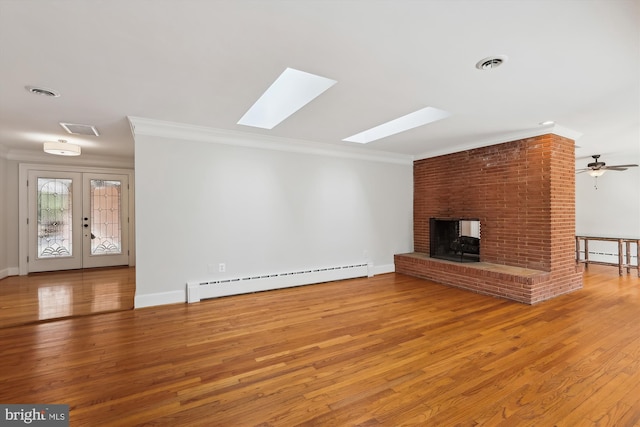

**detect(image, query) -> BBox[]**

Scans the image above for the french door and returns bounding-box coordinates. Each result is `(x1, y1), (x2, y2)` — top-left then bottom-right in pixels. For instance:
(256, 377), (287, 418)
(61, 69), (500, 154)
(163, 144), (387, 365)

(27, 170), (130, 273)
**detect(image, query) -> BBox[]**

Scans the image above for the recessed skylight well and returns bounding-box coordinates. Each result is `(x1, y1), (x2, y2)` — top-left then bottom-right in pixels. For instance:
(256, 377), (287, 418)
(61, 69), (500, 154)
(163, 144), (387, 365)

(238, 68), (337, 130)
(343, 107), (451, 144)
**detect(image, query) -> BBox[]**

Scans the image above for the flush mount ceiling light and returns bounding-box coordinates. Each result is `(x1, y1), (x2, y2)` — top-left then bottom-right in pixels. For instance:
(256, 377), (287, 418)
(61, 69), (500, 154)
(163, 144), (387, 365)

(343, 106), (451, 144)
(43, 139), (81, 156)
(539, 120), (555, 126)
(237, 67), (337, 129)
(25, 85), (60, 97)
(475, 55), (508, 70)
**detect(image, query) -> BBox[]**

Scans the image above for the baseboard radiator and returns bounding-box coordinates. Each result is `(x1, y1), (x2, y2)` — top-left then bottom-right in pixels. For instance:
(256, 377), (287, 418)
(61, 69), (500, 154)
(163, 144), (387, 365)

(186, 263), (371, 303)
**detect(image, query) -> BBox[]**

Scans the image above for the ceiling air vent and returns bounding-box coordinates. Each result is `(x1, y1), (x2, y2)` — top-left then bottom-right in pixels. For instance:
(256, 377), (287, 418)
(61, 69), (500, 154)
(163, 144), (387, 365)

(25, 86), (60, 97)
(60, 122), (100, 136)
(475, 55), (508, 70)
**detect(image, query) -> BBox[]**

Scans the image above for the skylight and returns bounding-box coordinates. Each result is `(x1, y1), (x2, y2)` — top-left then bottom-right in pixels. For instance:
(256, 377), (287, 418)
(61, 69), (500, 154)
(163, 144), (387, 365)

(343, 106), (451, 144)
(237, 68), (337, 129)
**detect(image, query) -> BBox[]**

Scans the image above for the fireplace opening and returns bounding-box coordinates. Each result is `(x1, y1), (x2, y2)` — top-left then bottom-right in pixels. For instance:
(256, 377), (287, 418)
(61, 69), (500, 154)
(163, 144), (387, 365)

(430, 218), (480, 263)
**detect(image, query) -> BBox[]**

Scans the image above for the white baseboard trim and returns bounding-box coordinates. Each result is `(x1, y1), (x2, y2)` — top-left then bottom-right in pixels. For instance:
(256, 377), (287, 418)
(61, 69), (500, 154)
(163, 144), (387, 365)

(136, 263), (395, 308)
(135, 290), (186, 308)
(0, 267), (19, 280)
(373, 263), (395, 275)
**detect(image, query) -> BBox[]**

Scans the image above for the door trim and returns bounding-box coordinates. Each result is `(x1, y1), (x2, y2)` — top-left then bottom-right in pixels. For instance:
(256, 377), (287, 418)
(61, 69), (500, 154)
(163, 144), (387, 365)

(18, 163), (135, 276)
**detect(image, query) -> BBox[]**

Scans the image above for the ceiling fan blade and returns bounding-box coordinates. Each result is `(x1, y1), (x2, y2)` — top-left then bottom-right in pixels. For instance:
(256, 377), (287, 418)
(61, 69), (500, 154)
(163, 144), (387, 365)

(575, 170), (589, 174)
(604, 167), (628, 171)
(606, 164), (638, 168)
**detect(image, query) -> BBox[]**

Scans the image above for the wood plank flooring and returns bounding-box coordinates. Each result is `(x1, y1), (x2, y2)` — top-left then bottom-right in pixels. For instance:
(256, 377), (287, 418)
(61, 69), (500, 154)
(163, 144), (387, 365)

(0, 267), (135, 328)
(1, 265), (639, 426)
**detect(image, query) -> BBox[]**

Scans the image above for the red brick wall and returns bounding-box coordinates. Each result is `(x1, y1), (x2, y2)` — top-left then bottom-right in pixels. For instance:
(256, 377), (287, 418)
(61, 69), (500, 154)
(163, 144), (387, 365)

(406, 134), (583, 303)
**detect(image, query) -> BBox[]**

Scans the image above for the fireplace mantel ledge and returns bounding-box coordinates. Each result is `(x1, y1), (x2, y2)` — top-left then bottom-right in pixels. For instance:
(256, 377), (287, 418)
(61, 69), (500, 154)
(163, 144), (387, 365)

(395, 252), (550, 282)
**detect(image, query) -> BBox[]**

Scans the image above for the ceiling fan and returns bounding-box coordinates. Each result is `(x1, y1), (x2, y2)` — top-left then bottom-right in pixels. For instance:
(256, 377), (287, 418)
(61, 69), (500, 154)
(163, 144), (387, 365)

(576, 154), (638, 177)
(576, 154), (638, 189)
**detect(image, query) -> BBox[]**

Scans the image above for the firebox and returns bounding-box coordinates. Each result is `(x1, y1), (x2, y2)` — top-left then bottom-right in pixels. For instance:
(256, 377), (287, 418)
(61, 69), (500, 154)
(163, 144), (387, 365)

(430, 218), (480, 263)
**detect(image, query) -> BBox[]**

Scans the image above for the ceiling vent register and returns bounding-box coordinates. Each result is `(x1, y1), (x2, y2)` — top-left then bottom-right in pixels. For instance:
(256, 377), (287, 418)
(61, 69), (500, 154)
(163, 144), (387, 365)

(475, 55), (508, 70)
(60, 122), (100, 136)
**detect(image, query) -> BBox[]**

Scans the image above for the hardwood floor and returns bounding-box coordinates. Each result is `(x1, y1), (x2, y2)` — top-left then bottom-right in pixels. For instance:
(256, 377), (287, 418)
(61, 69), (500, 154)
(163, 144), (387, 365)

(0, 267), (135, 329)
(1, 265), (639, 426)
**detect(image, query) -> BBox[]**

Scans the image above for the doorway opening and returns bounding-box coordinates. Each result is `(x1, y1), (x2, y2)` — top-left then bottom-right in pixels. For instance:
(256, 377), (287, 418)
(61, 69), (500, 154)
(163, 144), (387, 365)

(19, 164), (135, 275)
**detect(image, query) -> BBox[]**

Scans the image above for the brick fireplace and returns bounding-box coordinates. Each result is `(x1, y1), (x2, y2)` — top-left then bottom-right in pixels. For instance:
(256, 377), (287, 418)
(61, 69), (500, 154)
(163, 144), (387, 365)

(395, 133), (583, 304)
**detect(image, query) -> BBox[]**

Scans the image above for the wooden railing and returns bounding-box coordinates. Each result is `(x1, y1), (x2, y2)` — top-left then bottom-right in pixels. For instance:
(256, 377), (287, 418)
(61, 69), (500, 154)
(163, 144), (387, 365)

(575, 236), (640, 277)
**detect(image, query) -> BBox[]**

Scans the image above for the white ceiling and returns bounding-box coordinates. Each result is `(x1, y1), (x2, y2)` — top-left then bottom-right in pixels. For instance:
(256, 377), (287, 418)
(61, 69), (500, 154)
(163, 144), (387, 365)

(1, 0), (638, 165)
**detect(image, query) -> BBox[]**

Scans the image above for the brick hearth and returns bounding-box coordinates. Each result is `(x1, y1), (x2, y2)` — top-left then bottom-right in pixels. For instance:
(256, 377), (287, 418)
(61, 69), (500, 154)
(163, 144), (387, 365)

(395, 133), (583, 304)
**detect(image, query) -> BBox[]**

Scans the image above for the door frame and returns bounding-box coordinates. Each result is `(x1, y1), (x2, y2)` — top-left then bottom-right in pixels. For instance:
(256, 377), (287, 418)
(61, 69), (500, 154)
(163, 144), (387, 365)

(18, 163), (135, 276)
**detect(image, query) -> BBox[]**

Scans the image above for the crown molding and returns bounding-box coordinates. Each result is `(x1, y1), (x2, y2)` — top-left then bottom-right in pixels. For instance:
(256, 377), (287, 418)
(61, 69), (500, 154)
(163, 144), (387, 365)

(128, 116), (414, 166)
(550, 124), (583, 141)
(128, 117), (582, 165)
(414, 124), (582, 160)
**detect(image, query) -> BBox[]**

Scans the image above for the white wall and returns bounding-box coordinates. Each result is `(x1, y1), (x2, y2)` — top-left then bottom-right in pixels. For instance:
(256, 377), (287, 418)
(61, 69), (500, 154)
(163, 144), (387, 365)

(576, 163), (640, 264)
(0, 156), (19, 278)
(0, 154), (7, 277)
(134, 131), (413, 307)
(5, 160), (19, 272)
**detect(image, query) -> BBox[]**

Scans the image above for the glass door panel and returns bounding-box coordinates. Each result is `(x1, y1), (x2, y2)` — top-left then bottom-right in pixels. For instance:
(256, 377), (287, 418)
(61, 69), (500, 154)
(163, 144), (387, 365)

(82, 173), (129, 268)
(28, 171), (83, 272)
(90, 179), (122, 255)
(37, 177), (74, 258)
